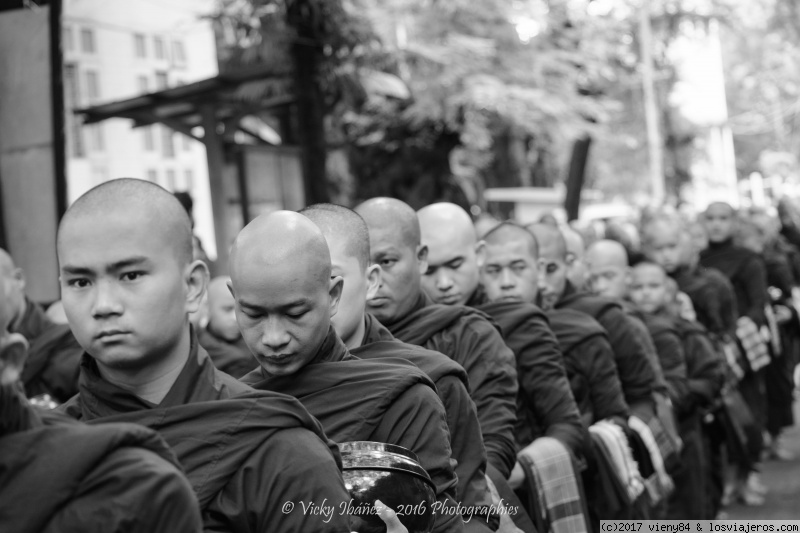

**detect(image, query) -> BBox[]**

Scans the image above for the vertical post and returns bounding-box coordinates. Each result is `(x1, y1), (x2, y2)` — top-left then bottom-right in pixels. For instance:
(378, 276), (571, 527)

(201, 103), (229, 274)
(639, 0), (664, 206)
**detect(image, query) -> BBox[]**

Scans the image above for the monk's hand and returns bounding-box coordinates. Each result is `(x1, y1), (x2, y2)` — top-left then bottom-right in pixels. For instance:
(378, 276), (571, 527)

(508, 461), (525, 490)
(375, 500), (407, 533)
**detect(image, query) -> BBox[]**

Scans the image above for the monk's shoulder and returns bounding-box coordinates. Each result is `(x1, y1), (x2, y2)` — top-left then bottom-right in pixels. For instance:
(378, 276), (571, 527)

(212, 366), (254, 397)
(548, 308), (606, 352)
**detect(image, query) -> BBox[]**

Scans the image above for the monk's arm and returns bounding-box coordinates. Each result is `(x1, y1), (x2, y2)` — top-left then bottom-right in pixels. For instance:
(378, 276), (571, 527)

(599, 309), (657, 411)
(435, 375), (494, 513)
(684, 332), (725, 407)
(457, 319), (519, 478)
(207, 427), (353, 533)
(650, 329), (692, 419)
(583, 338), (630, 423)
(373, 383), (465, 533)
(513, 317), (585, 456)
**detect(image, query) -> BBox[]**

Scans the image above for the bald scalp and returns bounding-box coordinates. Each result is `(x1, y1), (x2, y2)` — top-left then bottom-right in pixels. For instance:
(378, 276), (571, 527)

(641, 214), (684, 245)
(355, 197), (420, 249)
(58, 178), (193, 267)
(631, 261), (667, 281)
(300, 204), (370, 269)
(562, 227), (585, 259)
(484, 222), (539, 259)
(229, 210), (332, 287)
(585, 239), (629, 269)
(417, 202), (476, 247)
(0, 248), (15, 277)
(526, 223), (566, 260)
(704, 201), (735, 217)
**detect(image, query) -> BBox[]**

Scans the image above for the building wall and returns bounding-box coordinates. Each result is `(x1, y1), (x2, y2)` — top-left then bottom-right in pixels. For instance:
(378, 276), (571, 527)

(62, 0), (219, 257)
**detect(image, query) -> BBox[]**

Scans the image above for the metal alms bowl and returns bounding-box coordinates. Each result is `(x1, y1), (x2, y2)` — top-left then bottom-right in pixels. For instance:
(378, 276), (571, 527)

(339, 441), (437, 533)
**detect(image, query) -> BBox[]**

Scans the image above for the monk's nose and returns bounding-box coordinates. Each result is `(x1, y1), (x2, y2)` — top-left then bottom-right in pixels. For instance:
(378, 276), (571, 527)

(91, 280), (123, 318)
(435, 271), (454, 291)
(500, 268), (515, 289)
(260, 318), (290, 350)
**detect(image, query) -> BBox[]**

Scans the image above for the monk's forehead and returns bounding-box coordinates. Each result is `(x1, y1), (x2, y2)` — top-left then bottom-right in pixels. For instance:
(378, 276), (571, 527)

(632, 263), (666, 281)
(485, 225), (537, 257)
(643, 218), (681, 241)
(705, 202), (734, 217)
(527, 224), (565, 259)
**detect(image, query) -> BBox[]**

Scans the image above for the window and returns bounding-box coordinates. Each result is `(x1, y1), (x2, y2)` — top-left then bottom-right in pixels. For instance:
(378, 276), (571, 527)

(162, 127), (175, 158)
(63, 26), (73, 52)
(155, 71), (168, 90)
(80, 28), (95, 54)
(146, 169), (158, 183)
(172, 40), (186, 66)
(184, 169), (194, 190)
(165, 169), (176, 190)
(87, 124), (104, 152)
(64, 64), (85, 158)
(138, 75), (148, 94)
(143, 125), (155, 151)
(85, 70), (100, 102)
(134, 33), (146, 58)
(154, 37), (166, 60)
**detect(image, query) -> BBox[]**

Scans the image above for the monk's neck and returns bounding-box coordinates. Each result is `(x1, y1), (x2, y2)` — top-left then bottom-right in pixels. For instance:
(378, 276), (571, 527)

(341, 314), (367, 350)
(97, 326), (191, 405)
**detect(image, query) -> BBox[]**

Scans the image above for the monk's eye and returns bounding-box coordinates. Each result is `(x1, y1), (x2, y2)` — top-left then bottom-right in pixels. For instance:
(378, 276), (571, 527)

(379, 258), (397, 268)
(121, 271), (145, 282)
(485, 266), (499, 275)
(66, 278), (91, 289)
(286, 310), (308, 319)
(545, 264), (558, 274)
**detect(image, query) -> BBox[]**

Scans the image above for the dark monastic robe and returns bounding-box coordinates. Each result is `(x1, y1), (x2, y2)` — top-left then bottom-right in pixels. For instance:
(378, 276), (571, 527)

(547, 309), (630, 426)
(1, 404), (201, 533)
(671, 264), (738, 339)
(621, 302), (670, 398)
(198, 325), (256, 379)
(700, 239), (769, 326)
(383, 291), (519, 479)
(13, 297), (82, 403)
(353, 313), (495, 532)
(555, 283), (657, 417)
(60, 333), (352, 533)
(242, 327), (465, 533)
(639, 314), (692, 421)
(476, 300), (586, 458)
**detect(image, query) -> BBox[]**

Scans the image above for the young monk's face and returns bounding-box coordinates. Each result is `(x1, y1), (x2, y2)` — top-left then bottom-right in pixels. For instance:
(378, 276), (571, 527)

(365, 224), (426, 324)
(58, 210), (197, 370)
(628, 264), (669, 314)
(231, 249), (340, 377)
(207, 281), (240, 342)
(481, 238), (539, 304)
(536, 241), (568, 310)
(643, 223), (684, 274)
(703, 203), (735, 244)
(421, 229), (481, 306)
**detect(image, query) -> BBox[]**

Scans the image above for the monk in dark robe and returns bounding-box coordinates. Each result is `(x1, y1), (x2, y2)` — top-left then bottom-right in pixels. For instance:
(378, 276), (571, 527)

(299, 203), (500, 533)
(0, 279), (202, 533)
(527, 224), (658, 420)
(56, 178), (356, 533)
(0, 248), (82, 403)
(356, 198), (520, 483)
(198, 276), (255, 378)
(417, 204), (585, 458)
(231, 210), (464, 533)
(629, 263), (724, 518)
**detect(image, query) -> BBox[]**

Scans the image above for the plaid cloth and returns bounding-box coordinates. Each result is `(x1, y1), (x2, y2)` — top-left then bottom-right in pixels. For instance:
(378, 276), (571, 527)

(517, 437), (589, 533)
(628, 415), (674, 505)
(589, 420), (645, 504)
(635, 395), (682, 475)
(736, 316), (770, 372)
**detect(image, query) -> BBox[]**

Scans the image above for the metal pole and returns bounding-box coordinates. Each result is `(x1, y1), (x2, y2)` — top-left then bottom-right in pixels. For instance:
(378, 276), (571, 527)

(639, 0), (665, 206)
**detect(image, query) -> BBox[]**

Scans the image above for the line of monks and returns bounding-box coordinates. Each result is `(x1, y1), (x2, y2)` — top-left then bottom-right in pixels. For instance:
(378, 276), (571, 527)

(2, 177), (798, 532)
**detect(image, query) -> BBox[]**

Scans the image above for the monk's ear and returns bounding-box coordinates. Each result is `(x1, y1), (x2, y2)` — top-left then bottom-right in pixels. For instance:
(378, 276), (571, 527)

(475, 240), (486, 268)
(328, 275), (344, 318)
(184, 259), (209, 314)
(416, 244), (429, 275)
(0, 333), (28, 386)
(12, 267), (25, 293)
(365, 264), (381, 300)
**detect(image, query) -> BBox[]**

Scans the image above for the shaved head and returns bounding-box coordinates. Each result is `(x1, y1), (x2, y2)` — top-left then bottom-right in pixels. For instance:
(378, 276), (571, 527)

(562, 227), (587, 289)
(641, 215), (688, 273)
(300, 203), (380, 348)
(356, 197), (421, 249)
(628, 261), (669, 314)
(57, 178), (207, 382)
(206, 276), (239, 341)
(354, 198), (428, 325)
(481, 222), (541, 304)
(229, 211), (342, 377)
(300, 204), (370, 269)
(585, 240), (630, 300)
(703, 202), (736, 243)
(0, 249), (14, 277)
(526, 223), (568, 309)
(484, 222), (539, 259)
(527, 223), (566, 261)
(417, 203), (481, 306)
(58, 178), (193, 267)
